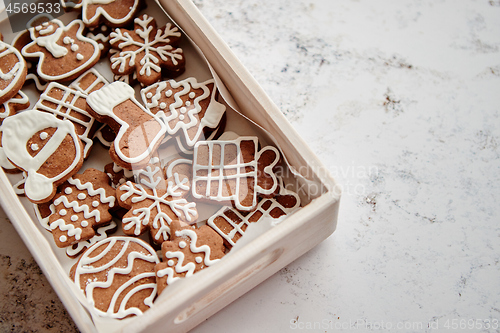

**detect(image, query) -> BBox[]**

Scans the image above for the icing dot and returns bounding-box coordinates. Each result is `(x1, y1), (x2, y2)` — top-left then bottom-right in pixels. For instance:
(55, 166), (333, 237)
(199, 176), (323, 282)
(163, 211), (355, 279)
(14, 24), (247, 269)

(167, 260), (174, 266)
(98, 44), (104, 50)
(63, 36), (72, 44)
(179, 115), (185, 121)
(31, 143), (39, 151)
(59, 209), (67, 216)
(42, 22), (49, 26)
(165, 90), (172, 97)
(180, 107), (187, 114)
(189, 92), (196, 99)
(92, 201), (99, 207)
(76, 53), (84, 60)
(185, 101), (191, 107)
(195, 256), (202, 263)
(159, 102), (166, 109)
(78, 193), (86, 200)
(71, 215), (78, 222)
(65, 187), (72, 194)
(102, 26), (108, 32)
(40, 132), (48, 140)
(35, 26), (42, 31)
(146, 92), (153, 98)
(179, 241), (187, 249)
(59, 235), (67, 242)
(71, 44), (79, 52)
(81, 221), (88, 227)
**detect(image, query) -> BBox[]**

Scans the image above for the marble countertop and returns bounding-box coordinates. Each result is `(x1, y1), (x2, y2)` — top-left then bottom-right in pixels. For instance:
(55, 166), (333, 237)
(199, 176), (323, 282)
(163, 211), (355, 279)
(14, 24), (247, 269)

(1, 0), (499, 332)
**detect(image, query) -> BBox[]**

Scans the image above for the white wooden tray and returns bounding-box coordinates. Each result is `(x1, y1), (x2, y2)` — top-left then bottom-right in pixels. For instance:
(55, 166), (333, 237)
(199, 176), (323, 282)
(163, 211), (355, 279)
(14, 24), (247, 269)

(0, 0), (340, 332)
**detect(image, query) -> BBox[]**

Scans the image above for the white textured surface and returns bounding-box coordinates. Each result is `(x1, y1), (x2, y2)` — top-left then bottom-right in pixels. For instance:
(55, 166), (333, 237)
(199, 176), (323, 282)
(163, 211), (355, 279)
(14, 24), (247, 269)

(1, 0), (499, 332)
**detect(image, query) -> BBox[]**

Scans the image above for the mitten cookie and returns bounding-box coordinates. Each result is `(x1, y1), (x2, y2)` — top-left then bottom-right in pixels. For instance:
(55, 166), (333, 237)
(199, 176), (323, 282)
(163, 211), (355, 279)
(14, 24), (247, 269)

(116, 163), (198, 244)
(48, 168), (116, 248)
(109, 14), (185, 86)
(1, 110), (84, 203)
(141, 78), (226, 148)
(155, 221), (225, 294)
(208, 180), (301, 248)
(0, 40), (27, 104)
(192, 137), (280, 211)
(22, 19), (101, 82)
(70, 237), (159, 319)
(61, 0), (144, 28)
(87, 81), (167, 169)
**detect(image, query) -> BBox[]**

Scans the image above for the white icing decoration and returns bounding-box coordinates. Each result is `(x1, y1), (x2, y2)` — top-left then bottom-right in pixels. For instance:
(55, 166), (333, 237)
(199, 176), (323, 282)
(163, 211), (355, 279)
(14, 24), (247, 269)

(34, 82), (96, 159)
(1, 110), (83, 202)
(71, 44), (79, 52)
(0, 41), (26, 101)
(109, 15), (183, 78)
(25, 73), (48, 91)
(66, 221), (116, 257)
(50, 218), (82, 241)
(76, 53), (84, 60)
(69, 68), (109, 95)
(73, 237), (159, 319)
(191, 137), (280, 211)
(81, 220), (89, 227)
(71, 215), (79, 221)
(63, 36), (72, 44)
(68, 177), (115, 207)
(60, 235), (67, 242)
(40, 132), (48, 140)
(178, 241), (186, 249)
(78, 193), (86, 200)
(81, 0), (139, 26)
(167, 260), (174, 266)
(87, 82), (167, 166)
(31, 144), (39, 151)
(92, 201), (99, 207)
(22, 19), (100, 82)
(140, 78), (226, 148)
(195, 257), (202, 263)
(65, 188), (73, 194)
(1, 90), (29, 122)
(59, 209), (67, 216)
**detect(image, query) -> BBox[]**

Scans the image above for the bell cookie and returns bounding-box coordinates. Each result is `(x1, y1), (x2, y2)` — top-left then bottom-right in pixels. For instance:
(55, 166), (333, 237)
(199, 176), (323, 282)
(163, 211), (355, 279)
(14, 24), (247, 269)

(141, 78), (226, 148)
(70, 236), (159, 318)
(0, 40), (28, 104)
(155, 221), (225, 294)
(22, 19), (101, 82)
(86, 81), (167, 169)
(192, 137), (280, 211)
(116, 161), (198, 244)
(207, 180), (300, 248)
(48, 168), (116, 248)
(109, 14), (185, 86)
(1, 110), (84, 203)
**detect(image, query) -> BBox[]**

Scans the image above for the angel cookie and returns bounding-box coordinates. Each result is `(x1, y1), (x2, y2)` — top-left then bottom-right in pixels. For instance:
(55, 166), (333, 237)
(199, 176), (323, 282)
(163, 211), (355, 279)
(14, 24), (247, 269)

(1, 110), (84, 203)
(192, 137), (280, 211)
(109, 14), (185, 86)
(48, 168), (116, 248)
(116, 161), (198, 245)
(0, 40), (27, 104)
(70, 237), (159, 318)
(22, 19), (101, 82)
(61, 0), (143, 28)
(87, 81), (167, 169)
(155, 221), (225, 294)
(141, 78), (226, 148)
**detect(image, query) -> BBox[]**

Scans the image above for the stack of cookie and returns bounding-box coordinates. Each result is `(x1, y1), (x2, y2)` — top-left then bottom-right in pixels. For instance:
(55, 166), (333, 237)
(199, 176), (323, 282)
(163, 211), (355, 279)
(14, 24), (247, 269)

(0, 1), (301, 320)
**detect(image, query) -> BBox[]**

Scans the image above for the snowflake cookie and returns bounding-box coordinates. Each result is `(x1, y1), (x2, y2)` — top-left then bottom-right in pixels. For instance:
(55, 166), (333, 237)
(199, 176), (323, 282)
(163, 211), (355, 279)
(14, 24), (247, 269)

(109, 14), (185, 86)
(70, 236), (159, 319)
(155, 221), (225, 294)
(48, 168), (116, 248)
(87, 81), (168, 169)
(207, 180), (301, 248)
(22, 19), (101, 82)
(192, 137), (280, 211)
(141, 77), (226, 148)
(116, 161), (198, 244)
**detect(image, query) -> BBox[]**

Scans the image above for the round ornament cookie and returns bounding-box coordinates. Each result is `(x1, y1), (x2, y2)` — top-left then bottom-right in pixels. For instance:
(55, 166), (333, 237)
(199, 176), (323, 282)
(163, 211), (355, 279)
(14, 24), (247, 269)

(70, 236), (159, 318)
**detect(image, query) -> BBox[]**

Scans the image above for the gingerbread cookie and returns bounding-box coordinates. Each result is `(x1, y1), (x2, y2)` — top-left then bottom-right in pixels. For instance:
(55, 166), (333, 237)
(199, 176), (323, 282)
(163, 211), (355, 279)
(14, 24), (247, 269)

(69, 67), (109, 94)
(109, 14), (185, 86)
(141, 78), (226, 148)
(116, 160), (198, 244)
(192, 137), (280, 211)
(48, 168), (116, 248)
(70, 236), (159, 318)
(86, 81), (167, 169)
(22, 19), (101, 82)
(0, 40), (27, 104)
(155, 221), (225, 294)
(1, 110), (84, 203)
(62, 0), (143, 28)
(86, 25), (111, 56)
(104, 162), (134, 188)
(208, 180), (301, 248)
(34, 82), (100, 159)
